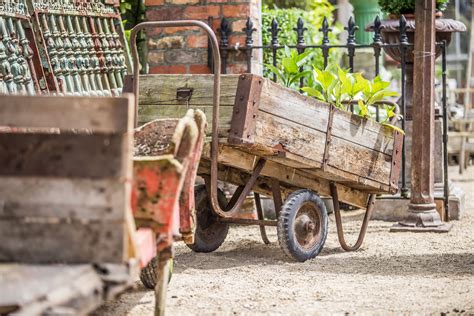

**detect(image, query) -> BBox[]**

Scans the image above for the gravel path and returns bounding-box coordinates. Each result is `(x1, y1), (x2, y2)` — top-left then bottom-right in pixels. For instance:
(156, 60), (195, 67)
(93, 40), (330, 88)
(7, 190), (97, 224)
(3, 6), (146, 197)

(96, 166), (474, 315)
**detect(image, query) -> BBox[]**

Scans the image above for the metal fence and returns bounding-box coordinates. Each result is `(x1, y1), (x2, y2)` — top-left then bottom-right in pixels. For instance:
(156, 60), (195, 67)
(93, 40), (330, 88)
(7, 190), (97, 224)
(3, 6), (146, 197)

(214, 14), (450, 216)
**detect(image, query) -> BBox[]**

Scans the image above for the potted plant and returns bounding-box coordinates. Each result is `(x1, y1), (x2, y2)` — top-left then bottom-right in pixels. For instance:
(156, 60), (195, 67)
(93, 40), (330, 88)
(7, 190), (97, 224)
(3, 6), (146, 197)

(366, 0), (465, 119)
(378, 0), (449, 18)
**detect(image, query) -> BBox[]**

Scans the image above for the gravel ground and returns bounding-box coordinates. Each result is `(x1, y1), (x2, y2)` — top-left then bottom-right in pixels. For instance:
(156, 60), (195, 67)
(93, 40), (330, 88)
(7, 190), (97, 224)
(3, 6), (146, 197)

(96, 166), (474, 315)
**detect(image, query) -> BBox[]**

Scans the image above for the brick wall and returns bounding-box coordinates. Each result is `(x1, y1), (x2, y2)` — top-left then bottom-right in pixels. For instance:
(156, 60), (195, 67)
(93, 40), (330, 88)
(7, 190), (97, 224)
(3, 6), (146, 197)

(144, 0), (262, 75)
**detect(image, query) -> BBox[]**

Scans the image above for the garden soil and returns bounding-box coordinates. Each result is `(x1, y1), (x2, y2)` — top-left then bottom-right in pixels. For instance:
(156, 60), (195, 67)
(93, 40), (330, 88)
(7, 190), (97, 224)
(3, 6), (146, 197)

(96, 166), (474, 315)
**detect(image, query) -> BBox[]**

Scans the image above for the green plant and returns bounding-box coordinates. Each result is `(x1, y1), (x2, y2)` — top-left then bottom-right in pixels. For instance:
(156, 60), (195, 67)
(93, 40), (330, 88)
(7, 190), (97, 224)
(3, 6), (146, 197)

(262, 3), (342, 79)
(120, 0), (147, 72)
(265, 46), (313, 88)
(267, 55), (403, 132)
(378, 0), (449, 15)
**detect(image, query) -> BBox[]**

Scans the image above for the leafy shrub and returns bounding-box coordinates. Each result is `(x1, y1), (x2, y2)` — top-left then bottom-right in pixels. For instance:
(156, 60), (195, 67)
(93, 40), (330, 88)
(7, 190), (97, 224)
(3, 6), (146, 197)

(378, 0), (449, 15)
(262, 3), (342, 79)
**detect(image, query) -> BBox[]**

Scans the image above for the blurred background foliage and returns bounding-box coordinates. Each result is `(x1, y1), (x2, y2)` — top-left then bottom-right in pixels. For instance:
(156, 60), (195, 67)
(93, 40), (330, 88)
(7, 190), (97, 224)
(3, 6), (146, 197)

(120, 0), (148, 73)
(262, 0), (343, 77)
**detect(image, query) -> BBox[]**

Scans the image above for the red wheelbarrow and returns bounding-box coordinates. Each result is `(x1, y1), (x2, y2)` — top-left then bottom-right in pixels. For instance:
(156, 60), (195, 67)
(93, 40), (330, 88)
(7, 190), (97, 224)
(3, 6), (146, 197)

(131, 109), (206, 315)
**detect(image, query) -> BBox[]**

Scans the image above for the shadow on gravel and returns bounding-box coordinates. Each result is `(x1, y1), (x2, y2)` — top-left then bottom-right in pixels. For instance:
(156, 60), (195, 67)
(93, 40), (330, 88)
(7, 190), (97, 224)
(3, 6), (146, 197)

(174, 243), (474, 277)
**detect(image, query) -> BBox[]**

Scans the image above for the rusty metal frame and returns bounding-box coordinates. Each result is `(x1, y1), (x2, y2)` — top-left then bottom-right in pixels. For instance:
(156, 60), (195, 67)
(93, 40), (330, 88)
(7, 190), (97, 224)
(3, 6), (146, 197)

(322, 105), (335, 171)
(330, 182), (376, 251)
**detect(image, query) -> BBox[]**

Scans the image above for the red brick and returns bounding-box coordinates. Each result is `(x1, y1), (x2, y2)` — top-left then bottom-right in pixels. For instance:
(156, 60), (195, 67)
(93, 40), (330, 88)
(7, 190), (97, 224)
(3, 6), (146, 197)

(145, 0), (164, 5)
(187, 35), (208, 48)
(163, 26), (192, 34)
(226, 63), (248, 74)
(229, 35), (246, 46)
(146, 7), (185, 22)
(222, 4), (249, 18)
(149, 65), (187, 74)
(166, 0), (199, 3)
(189, 64), (212, 74)
(184, 6), (220, 19)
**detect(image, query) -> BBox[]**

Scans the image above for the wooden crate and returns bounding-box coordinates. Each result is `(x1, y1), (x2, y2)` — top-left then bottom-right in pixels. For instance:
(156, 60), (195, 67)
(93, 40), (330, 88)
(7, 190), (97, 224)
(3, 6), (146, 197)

(0, 95), (136, 264)
(132, 74), (403, 208)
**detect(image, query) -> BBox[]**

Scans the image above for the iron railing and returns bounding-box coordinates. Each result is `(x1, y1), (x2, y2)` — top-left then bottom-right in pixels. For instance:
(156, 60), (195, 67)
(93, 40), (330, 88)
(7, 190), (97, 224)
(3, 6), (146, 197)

(212, 14), (450, 218)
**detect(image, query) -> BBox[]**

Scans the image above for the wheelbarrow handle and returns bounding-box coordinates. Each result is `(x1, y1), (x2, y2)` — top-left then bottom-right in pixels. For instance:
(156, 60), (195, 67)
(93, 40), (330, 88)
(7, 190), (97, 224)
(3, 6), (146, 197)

(129, 20), (230, 219)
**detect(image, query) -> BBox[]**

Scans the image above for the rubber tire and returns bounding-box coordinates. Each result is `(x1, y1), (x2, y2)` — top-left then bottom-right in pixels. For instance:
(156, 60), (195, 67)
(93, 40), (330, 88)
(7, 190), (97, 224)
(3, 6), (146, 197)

(277, 189), (329, 262)
(187, 185), (229, 253)
(140, 257), (174, 290)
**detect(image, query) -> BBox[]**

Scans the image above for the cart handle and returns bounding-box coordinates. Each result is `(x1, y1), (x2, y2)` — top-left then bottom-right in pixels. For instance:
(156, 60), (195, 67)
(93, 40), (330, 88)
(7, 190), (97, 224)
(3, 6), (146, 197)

(130, 20), (236, 219)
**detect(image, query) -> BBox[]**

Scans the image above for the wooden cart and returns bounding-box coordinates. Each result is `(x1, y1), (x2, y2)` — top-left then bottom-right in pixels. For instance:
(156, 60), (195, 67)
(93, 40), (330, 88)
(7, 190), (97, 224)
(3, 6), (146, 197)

(127, 21), (404, 262)
(0, 95), (138, 314)
(131, 109), (206, 314)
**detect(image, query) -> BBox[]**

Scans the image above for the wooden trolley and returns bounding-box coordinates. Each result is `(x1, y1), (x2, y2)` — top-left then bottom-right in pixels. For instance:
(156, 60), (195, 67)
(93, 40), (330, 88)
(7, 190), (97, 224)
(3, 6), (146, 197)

(127, 21), (404, 263)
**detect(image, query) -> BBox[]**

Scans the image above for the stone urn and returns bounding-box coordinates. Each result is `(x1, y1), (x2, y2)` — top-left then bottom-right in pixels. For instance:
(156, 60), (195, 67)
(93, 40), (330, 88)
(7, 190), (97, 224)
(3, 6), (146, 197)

(367, 15), (466, 119)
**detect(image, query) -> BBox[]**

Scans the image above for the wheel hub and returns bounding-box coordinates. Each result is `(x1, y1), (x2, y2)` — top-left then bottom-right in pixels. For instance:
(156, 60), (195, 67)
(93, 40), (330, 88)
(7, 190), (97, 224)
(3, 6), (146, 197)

(294, 203), (322, 249)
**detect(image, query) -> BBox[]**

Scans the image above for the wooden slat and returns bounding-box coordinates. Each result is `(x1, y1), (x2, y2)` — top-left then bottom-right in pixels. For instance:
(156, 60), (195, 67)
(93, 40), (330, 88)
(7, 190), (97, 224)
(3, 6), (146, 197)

(0, 220), (126, 263)
(138, 74), (239, 106)
(254, 111), (326, 164)
(327, 136), (392, 185)
(331, 109), (394, 154)
(0, 95), (133, 133)
(0, 133), (128, 178)
(0, 177), (126, 221)
(0, 264), (103, 315)
(138, 105), (233, 138)
(260, 79), (329, 133)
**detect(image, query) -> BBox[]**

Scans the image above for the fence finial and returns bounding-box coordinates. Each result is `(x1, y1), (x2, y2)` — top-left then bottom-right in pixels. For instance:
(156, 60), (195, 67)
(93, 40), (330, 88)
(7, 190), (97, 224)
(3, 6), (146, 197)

(268, 18), (280, 46)
(319, 17), (331, 46)
(373, 15), (383, 44)
(294, 17), (307, 46)
(243, 18), (256, 47)
(345, 16), (358, 46)
(399, 15), (408, 44)
(219, 18), (231, 47)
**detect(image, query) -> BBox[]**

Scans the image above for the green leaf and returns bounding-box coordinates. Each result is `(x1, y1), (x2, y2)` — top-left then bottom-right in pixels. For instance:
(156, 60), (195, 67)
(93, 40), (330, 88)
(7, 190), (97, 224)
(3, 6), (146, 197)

(382, 123), (405, 135)
(302, 87), (325, 100)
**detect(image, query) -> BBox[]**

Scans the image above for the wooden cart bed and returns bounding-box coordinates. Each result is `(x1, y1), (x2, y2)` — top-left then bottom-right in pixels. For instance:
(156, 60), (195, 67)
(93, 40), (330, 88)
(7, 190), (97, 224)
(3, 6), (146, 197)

(132, 74), (403, 209)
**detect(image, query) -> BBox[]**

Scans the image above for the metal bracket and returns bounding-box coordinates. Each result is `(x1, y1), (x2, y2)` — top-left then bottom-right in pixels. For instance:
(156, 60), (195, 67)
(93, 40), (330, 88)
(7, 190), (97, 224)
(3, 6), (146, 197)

(176, 87), (193, 103)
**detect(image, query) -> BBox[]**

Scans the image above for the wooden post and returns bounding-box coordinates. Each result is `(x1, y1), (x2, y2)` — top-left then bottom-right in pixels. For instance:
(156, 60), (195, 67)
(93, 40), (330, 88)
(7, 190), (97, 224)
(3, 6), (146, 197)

(391, 0), (451, 232)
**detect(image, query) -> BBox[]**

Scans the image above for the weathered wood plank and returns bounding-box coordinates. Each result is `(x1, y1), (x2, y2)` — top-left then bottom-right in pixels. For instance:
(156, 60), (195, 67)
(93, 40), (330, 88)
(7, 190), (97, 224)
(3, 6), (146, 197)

(260, 79), (329, 133)
(0, 177), (126, 221)
(138, 74), (239, 106)
(327, 136), (392, 185)
(331, 109), (394, 154)
(0, 133), (128, 178)
(138, 105), (232, 138)
(0, 264), (103, 315)
(254, 111), (326, 164)
(0, 220), (126, 263)
(0, 95), (133, 133)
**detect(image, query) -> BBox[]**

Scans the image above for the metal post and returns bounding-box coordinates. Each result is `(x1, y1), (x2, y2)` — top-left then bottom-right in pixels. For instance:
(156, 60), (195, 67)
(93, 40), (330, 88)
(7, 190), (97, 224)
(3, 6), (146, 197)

(392, 0), (451, 232)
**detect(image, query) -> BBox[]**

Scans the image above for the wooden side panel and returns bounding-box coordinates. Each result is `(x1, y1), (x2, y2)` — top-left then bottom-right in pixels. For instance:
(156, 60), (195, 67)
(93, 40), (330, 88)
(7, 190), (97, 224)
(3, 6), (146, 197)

(0, 95), (134, 264)
(136, 75), (240, 137)
(0, 95), (132, 133)
(0, 134), (127, 179)
(259, 79), (329, 133)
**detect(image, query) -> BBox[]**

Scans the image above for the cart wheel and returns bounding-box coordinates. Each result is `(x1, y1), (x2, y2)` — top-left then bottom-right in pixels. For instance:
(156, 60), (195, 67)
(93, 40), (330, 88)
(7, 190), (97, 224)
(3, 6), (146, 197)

(140, 257), (174, 290)
(187, 184), (228, 253)
(277, 189), (328, 262)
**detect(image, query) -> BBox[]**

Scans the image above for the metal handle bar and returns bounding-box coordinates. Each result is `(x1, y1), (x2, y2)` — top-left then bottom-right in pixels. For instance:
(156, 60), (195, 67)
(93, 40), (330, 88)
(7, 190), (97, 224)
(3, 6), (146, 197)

(129, 20), (236, 219)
